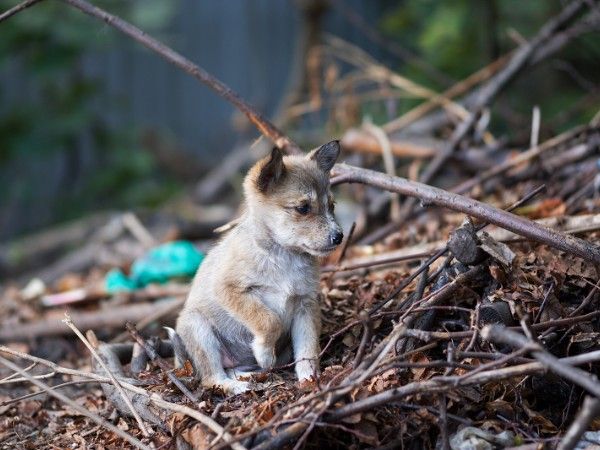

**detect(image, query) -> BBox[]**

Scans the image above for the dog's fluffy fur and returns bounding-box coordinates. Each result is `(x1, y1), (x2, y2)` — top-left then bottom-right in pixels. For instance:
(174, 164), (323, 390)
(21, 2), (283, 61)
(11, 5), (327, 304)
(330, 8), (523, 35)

(176, 141), (342, 393)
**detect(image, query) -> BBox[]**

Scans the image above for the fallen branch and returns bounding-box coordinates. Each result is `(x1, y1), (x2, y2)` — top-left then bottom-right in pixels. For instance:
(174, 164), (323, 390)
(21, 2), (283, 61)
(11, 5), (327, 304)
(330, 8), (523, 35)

(558, 396), (600, 450)
(481, 325), (600, 398)
(0, 354), (151, 450)
(61, 0), (300, 155)
(340, 128), (438, 159)
(0, 0), (42, 23)
(332, 164), (600, 265)
(0, 298), (183, 342)
(63, 313), (152, 438)
(0, 345), (247, 450)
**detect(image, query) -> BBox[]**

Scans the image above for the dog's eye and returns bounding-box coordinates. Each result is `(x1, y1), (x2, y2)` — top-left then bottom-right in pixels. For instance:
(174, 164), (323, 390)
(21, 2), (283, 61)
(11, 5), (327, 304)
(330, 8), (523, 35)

(295, 203), (310, 215)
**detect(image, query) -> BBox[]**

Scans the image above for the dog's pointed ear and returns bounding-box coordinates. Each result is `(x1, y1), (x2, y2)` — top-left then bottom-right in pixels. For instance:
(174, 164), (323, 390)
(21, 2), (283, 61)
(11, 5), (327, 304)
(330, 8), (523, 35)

(309, 140), (340, 173)
(257, 147), (285, 192)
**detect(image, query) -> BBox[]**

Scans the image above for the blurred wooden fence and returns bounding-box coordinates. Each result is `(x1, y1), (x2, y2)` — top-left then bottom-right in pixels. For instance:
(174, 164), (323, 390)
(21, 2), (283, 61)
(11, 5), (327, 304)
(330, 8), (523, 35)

(0, 0), (384, 239)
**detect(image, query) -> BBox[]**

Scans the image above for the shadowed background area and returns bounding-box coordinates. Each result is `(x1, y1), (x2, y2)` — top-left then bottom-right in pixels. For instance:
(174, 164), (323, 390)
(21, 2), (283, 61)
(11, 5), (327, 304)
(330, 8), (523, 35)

(0, 0), (384, 238)
(0, 0), (598, 242)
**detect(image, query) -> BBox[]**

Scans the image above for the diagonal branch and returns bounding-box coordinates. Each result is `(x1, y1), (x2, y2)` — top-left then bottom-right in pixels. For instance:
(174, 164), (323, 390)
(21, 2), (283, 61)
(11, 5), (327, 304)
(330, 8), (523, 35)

(0, 354), (151, 450)
(60, 0), (302, 155)
(0, 0), (43, 23)
(397, 0), (596, 217)
(481, 325), (600, 397)
(2, 0), (600, 266)
(331, 164), (600, 264)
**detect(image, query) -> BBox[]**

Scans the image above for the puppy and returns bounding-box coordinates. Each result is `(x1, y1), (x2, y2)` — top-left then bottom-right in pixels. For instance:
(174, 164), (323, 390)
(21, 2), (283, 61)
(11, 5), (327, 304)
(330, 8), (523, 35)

(176, 141), (343, 394)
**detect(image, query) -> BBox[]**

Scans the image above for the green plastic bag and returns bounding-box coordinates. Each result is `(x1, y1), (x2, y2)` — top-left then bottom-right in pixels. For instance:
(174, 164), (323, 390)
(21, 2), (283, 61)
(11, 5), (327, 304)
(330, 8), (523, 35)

(105, 241), (204, 293)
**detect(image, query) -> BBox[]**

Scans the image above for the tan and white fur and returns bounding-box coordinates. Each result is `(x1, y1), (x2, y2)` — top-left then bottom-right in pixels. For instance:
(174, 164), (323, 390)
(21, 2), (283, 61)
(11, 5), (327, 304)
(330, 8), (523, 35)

(176, 141), (343, 394)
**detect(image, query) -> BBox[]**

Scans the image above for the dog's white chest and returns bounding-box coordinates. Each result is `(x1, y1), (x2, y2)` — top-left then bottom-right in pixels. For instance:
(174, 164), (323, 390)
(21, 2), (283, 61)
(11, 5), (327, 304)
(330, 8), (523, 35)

(256, 249), (317, 327)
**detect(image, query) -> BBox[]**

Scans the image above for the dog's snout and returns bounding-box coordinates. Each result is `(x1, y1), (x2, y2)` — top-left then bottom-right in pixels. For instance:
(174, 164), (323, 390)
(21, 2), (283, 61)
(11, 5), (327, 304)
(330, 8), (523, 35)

(330, 230), (344, 246)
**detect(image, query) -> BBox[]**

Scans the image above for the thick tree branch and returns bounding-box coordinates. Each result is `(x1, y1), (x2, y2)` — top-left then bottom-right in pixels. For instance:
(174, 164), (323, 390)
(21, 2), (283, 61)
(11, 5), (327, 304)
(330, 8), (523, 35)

(332, 164), (600, 264)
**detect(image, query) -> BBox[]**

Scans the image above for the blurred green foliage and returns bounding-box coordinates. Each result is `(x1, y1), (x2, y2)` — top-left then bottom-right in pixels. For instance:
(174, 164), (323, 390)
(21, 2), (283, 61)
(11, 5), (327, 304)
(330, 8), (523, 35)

(380, 0), (599, 134)
(0, 0), (179, 235)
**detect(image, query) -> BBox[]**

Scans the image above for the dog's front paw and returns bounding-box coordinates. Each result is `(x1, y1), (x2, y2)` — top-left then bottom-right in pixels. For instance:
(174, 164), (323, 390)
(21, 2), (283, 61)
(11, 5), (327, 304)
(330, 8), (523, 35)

(252, 339), (276, 369)
(295, 359), (317, 381)
(210, 378), (250, 395)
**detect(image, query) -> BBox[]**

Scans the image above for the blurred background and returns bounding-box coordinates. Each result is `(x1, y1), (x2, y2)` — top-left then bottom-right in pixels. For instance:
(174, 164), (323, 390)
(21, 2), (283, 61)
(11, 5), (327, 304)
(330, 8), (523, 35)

(2, 3), (600, 447)
(0, 0), (598, 272)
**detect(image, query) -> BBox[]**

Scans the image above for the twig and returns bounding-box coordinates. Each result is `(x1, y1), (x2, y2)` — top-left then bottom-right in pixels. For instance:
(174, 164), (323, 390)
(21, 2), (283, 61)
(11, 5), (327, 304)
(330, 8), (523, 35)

(329, 0), (452, 86)
(452, 125), (587, 194)
(383, 54), (510, 134)
(439, 394), (450, 450)
(0, 354), (151, 450)
(534, 281), (555, 323)
(363, 121), (401, 221)
(0, 362), (36, 382)
(335, 221), (355, 263)
(111, 297), (185, 343)
(352, 310), (371, 369)
(63, 313), (152, 438)
(122, 212), (156, 248)
(326, 36), (476, 130)
(125, 322), (199, 403)
(0, 0), (43, 23)
(481, 325), (600, 398)
(0, 370), (56, 385)
(0, 345), (247, 450)
(368, 247), (448, 315)
(0, 379), (102, 406)
(321, 250), (432, 273)
(558, 396), (600, 450)
(530, 105), (541, 148)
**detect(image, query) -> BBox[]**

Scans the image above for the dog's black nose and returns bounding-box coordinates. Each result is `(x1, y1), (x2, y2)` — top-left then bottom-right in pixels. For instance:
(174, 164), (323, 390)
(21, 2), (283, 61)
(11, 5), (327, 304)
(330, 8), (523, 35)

(331, 230), (344, 246)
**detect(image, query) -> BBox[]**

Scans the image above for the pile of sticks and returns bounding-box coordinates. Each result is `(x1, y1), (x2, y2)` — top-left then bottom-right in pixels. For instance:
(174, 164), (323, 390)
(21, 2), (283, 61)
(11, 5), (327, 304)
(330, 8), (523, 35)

(1, 0), (600, 449)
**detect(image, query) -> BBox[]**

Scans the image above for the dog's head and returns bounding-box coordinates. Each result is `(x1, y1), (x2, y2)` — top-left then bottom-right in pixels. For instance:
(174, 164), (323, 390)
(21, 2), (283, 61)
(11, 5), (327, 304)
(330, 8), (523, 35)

(244, 140), (343, 256)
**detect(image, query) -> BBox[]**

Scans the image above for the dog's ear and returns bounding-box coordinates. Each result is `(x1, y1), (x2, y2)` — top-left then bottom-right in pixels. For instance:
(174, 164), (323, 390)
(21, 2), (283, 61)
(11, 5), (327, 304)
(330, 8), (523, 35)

(257, 147), (286, 192)
(309, 140), (340, 173)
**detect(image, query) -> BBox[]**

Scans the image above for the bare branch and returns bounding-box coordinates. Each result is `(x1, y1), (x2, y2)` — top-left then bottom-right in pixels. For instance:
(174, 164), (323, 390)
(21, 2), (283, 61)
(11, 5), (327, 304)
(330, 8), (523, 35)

(0, 0), (43, 23)
(61, 0), (301, 155)
(332, 164), (600, 265)
(0, 354), (151, 450)
(481, 325), (600, 397)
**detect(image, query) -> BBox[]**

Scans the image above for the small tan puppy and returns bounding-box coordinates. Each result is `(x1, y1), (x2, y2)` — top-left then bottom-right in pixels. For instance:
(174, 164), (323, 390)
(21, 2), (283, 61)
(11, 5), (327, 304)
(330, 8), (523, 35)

(176, 141), (342, 393)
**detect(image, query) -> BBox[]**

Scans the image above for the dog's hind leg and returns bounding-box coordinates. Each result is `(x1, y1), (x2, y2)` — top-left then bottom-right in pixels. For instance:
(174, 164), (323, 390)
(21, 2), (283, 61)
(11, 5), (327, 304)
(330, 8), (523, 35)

(176, 310), (249, 394)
